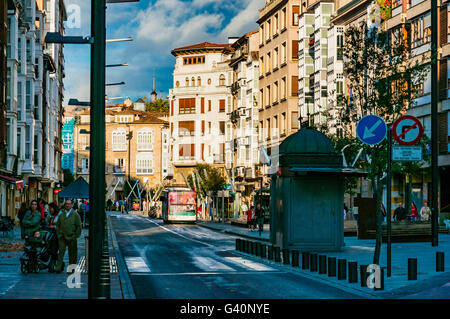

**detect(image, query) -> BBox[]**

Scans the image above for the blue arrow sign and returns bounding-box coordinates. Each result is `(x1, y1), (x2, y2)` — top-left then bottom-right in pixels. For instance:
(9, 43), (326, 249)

(357, 115), (387, 145)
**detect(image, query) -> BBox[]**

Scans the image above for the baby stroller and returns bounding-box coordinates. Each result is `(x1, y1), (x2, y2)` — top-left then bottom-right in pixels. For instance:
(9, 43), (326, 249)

(20, 228), (59, 274)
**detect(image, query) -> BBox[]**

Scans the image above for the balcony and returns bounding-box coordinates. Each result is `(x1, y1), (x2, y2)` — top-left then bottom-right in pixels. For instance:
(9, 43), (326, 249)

(231, 81), (240, 93)
(113, 166), (125, 174)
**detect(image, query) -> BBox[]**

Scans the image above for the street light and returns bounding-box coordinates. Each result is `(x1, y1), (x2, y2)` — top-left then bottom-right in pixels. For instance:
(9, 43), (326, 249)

(106, 63), (128, 68)
(68, 98), (90, 107)
(106, 81), (125, 86)
(106, 37), (133, 43)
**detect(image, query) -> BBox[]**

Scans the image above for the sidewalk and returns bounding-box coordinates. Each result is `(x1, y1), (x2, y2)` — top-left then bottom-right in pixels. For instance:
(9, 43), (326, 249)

(0, 224), (122, 299)
(198, 220), (450, 298)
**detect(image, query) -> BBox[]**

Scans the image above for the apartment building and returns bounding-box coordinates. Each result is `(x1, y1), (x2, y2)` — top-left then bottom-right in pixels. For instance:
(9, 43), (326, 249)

(224, 30), (261, 210)
(72, 103), (170, 202)
(257, 0), (303, 167)
(168, 42), (234, 185)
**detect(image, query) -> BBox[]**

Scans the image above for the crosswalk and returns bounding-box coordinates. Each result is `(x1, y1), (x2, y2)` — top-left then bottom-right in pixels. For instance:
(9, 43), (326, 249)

(76, 256), (118, 274)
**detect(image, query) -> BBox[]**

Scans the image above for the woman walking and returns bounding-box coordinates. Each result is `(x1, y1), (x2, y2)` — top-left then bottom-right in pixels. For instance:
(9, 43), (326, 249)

(247, 206), (254, 231)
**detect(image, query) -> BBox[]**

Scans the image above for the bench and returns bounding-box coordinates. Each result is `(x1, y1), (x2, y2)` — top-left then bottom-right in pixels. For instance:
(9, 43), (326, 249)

(366, 221), (432, 242)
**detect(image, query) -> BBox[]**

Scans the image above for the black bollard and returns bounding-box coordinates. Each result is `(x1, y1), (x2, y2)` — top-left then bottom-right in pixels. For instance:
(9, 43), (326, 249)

(261, 244), (267, 258)
(268, 245), (274, 260)
(282, 249), (290, 264)
(274, 246), (281, 262)
(252, 242), (258, 255)
(338, 259), (347, 280)
(408, 258), (417, 280)
(436, 252), (445, 272)
(360, 265), (369, 287)
(328, 257), (336, 277)
(302, 252), (310, 270)
(318, 255), (327, 274)
(255, 242), (261, 257)
(242, 240), (247, 253)
(292, 250), (300, 267)
(310, 253), (318, 272)
(236, 238), (239, 251)
(348, 261), (358, 283)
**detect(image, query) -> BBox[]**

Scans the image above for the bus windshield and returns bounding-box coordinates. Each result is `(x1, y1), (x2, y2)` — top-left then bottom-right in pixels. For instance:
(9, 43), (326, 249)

(168, 191), (196, 214)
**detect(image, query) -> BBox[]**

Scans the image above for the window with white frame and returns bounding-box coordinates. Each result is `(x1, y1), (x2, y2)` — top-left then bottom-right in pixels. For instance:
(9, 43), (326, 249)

(136, 153), (154, 175)
(137, 129), (153, 151)
(112, 129), (127, 151)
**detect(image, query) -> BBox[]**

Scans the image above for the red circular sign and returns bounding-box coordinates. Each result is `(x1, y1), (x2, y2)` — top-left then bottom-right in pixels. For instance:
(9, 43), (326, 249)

(392, 115), (423, 146)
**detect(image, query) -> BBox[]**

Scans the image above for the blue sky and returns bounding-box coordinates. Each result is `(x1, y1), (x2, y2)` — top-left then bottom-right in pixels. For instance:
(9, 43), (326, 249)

(63, 0), (265, 105)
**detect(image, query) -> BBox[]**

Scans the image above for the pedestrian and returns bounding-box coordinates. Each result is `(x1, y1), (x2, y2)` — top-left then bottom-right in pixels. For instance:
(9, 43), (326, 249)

(344, 204), (349, 220)
(22, 200), (42, 239)
(419, 201), (431, 221)
(79, 200), (86, 227)
(107, 199), (113, 211)
(255, 203), (265, 236)
(37, 198), (45, 221)
(54, 199), (82, 274)
(247, 206), (254, 231)
(393, 202), (408, 221)
(411, 202), (419, 221)
(17, 202), (28, 240)
(45, 203), (60, 229)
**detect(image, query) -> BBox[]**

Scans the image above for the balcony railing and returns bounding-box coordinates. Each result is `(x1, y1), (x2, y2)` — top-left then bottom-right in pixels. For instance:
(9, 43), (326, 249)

(213, 154), (225, 164)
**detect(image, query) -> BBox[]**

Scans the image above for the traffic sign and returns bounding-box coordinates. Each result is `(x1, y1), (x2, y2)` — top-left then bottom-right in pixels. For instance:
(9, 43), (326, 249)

(392, 146), (422, 161)
(392, 115), (423, 146)
(356, 115), (387, 145)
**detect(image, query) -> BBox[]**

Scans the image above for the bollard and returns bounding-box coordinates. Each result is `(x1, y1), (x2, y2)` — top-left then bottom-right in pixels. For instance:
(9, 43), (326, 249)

(408, 258), (417, 280)
(374, 267), (385, 291)
(245, 240), (250, 254)
(268, 245), (274, 260)
(292, 250), (299, 267)
(261, 244), (267, 258)
(328, 257), (336, 277)
(256, 242), (262, 257)
(436, 252), (445, 272)
(318, 255), (327, 274)
(282, 249), (290, 264)
(338, 259), (347, 280)
(310, 253), (318, 272)
(235, 239), (239, 251)
(348, 261), (358, 283)
(274, 246), (281, 262)
(360, 265), (369, 287)
(251, 241), (257, 255)
(302, 252), (310, 270)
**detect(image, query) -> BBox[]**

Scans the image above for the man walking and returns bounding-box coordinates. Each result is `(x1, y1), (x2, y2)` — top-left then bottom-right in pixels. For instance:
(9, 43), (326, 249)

(255, 203), (265, 236)
(55, 199), (82, 273)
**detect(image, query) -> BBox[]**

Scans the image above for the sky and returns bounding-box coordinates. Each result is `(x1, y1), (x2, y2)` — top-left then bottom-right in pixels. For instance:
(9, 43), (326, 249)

(63, 0), (265, 105)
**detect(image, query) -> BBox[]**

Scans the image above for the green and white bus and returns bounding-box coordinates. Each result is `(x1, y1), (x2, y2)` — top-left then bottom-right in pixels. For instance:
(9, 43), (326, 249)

(161, 187), (197, 223)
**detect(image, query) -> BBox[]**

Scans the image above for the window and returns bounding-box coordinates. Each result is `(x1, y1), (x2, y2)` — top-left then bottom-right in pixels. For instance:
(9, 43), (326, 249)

(81, 158), (89, 171)
(260, 56), (264, 76)
(115, 158), (125, 173)
(274, 14), (279, 35)
(179, 98), (196, 114)
(281, 42), (287, 64)
(185, 77), (189, 87)
(191, 77), (195, 87)
(197, 77), (201, 87)
(219, 74), (226, 86)
(178, 121), (195, 136)
(274, 47), (279, 69)
(80, 135), (89, 150)
(281, 112), (286, 134)
(266, 19), (271, 41)
(219, 99), (226, 112)
(136, 153), (154, 174)
(26, 81), (31, 110)
(281, 7), (286, 30)
(137, 129), (154, 151)
(291, 76), (298, 96)
(179, 144), (195, 160)
(266, 52), (271, 73)
(281, 77), (287, 99)
(292, 40), (299, 59)
(411, 12), (431, 49)
(291, 112), (299, 129)
(274, 81), (279, 103)
(25, 125), (31, 160)
(112, 129), (127, 151)
(183, 56), (205, 65)
(293, 5), (299, 26)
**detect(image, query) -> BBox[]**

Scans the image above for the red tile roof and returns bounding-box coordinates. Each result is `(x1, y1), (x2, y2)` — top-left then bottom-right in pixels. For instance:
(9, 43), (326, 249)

(171, 42), (233, 55)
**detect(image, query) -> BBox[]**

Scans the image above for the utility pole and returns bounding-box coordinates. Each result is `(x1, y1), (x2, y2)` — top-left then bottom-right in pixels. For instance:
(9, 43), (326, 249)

(89, 0), (106, 298)
(431, 0), (439, 246)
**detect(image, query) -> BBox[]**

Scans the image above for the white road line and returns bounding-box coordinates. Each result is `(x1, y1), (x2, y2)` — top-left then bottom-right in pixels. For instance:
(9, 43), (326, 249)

(145, 218), (215, 248)
(224, 257), (276, 271)
(125, 257), (151, 273)
(130, 271), (284, 276)
(193, 257), (236, 272)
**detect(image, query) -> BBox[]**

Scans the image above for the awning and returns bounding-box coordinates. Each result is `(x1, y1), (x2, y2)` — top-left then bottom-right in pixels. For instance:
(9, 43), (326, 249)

(289, 167), (367, 176)
(0, 175), (25, 190)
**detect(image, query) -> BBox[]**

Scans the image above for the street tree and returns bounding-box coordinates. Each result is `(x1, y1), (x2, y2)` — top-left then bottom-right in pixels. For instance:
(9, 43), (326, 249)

(138, 96), (169, 113)
(321, 22), (430, 265)
(186, 164), (226, 201)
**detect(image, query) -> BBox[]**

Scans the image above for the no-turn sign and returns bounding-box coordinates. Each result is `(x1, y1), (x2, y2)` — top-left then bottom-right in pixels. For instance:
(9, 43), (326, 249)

(392, 115), (423, 146)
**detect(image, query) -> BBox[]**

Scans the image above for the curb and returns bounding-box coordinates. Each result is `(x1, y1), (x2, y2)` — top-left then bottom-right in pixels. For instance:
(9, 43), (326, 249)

(196, 222), (271, 242)
(108, 215), (136, 299)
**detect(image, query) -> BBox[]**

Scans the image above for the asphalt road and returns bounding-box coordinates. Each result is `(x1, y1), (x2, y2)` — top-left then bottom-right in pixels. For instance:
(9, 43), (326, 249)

(110, 213), (363, 299)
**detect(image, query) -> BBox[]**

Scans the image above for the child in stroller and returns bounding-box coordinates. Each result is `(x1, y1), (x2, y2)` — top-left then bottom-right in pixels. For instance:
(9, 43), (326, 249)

(20, 227), (59, 274)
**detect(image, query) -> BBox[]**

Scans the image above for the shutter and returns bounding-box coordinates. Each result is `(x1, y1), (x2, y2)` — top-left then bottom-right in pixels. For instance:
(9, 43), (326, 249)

(201, 144), (205, 160)
(171, 100), (174, 116)
(439, 59), (448, 100)
(191, 144), (195, 156)
(438, 113), (448, 153)
(202, 120), (205, 134)
(201, 98), (205, 113)
(291, 76), (298, 96)
(440, 6), (447, 46)
(179, 145), (184, 156)
(292, 40), (298, 59)
(171, 145), (173, 161)
(219, 99), (225, 112)
(208, 100), (211, 111)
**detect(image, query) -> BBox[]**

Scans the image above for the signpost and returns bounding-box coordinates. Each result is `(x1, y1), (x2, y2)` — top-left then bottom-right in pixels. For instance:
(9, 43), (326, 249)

(356, 115), (387, 145)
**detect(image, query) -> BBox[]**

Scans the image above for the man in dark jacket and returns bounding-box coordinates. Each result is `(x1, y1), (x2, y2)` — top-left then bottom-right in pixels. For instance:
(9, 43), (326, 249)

(54, 199), (82, 273)
(393, 202), (408, 221)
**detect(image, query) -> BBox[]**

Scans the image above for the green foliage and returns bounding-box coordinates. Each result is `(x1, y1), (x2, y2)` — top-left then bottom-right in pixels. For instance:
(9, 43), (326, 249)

(63, 169), (75, 186)
(138, 96), (169, 113)
(186, 164), (227, 200)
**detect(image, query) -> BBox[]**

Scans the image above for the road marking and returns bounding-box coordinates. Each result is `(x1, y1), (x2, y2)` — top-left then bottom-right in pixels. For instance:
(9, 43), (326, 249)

(145, 218), (215, 248)
(130, 271), (284, 276)
(125, 257), (151, 273)
(193, 257), (235, 272)
(224, 257), (276, 271)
